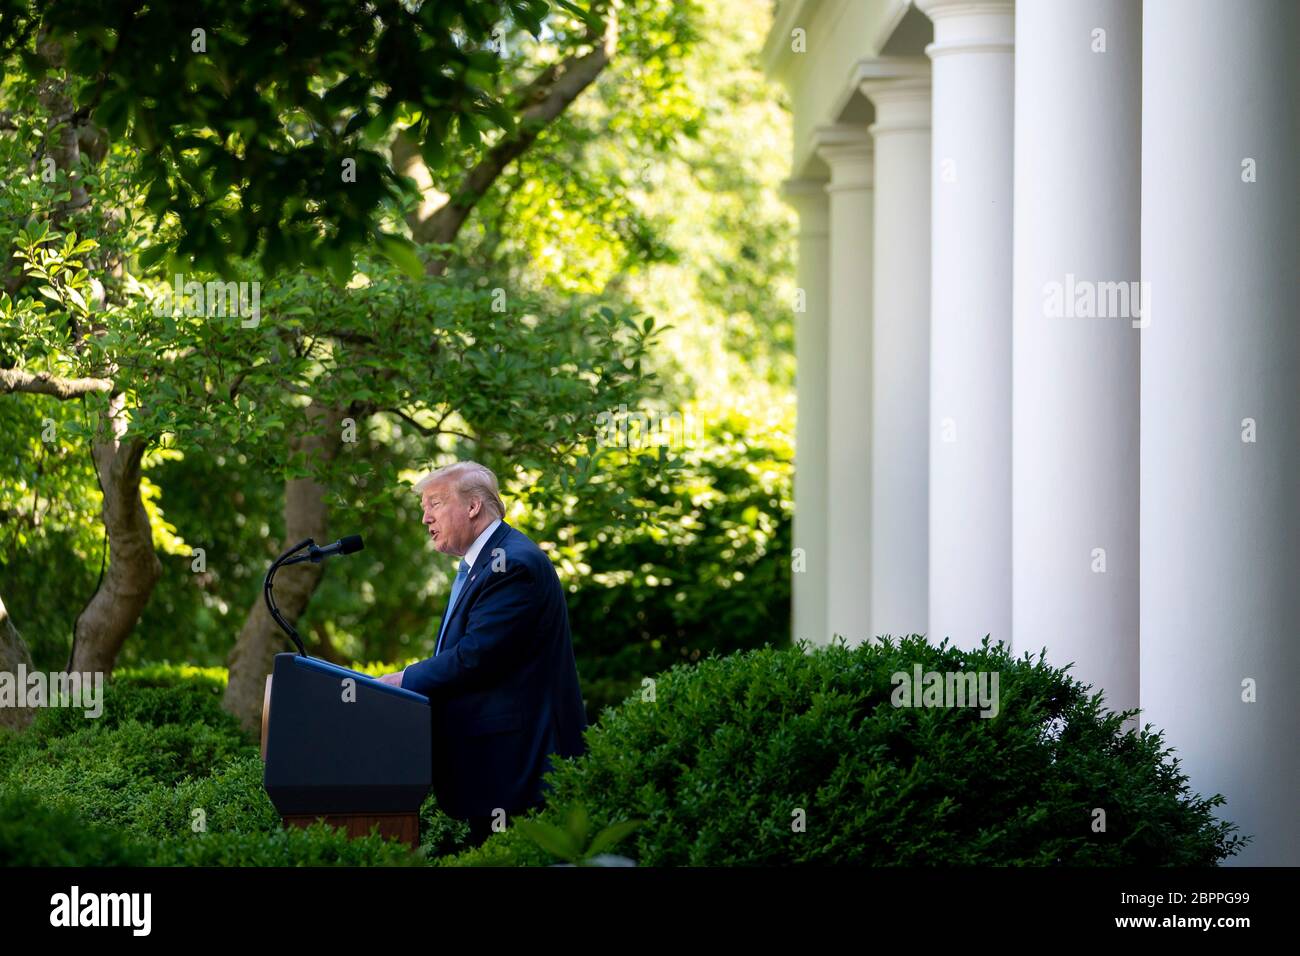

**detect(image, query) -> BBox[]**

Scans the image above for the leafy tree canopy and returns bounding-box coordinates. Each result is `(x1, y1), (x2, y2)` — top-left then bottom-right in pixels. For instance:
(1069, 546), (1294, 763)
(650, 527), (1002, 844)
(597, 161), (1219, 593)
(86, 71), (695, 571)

(0, 0), (578, 276)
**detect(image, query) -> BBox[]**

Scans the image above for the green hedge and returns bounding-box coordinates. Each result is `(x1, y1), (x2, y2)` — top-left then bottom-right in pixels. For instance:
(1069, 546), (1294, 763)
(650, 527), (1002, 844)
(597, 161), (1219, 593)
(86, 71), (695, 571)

(1, 644), (1248, 866)
(444, 637), (1247, 866)
(0, 788), (421, 866)
(0, 665), (473, 865)
(0, 789), (151, 866)
(0, 669), (251, 832)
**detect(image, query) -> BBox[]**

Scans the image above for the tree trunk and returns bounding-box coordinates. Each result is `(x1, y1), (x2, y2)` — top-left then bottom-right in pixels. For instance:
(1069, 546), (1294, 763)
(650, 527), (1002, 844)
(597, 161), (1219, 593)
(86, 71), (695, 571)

(35, 32), (90, 218)
(0, 593), (35, 731)
(68, 394), (163, 673)
(222, 402), (345, 732)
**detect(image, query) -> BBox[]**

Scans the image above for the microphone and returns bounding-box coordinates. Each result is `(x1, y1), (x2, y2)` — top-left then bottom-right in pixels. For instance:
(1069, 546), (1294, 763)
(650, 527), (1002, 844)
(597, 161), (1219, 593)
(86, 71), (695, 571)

(278, 535), (365, 567)
(262, 535), (365, 656)
(305, 534), (365, 563)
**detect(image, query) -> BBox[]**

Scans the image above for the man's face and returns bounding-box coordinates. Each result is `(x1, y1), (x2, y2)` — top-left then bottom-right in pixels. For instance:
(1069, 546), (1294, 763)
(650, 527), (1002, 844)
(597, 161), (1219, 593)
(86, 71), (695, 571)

(420, 481), (480, 556)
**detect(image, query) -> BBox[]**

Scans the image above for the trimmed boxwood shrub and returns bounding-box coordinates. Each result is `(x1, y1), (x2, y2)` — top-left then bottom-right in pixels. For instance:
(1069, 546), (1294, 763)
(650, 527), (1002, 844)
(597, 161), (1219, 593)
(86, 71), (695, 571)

(418, 793), (475, 858)
(0, 719), (251, 830)
(0, 663), (480, 864)
(0, 788), (422, 866)
(443, 636), (1247, 866)
(14, 664), (241, 745)
(0, 789), (151, 866)
(148, 825), (422, 866)
(129, 754), (281, 839)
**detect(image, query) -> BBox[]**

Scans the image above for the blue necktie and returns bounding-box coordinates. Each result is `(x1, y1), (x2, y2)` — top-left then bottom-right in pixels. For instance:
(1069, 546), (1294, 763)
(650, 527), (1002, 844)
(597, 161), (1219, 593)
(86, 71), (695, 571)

(435, 560), (471, 656)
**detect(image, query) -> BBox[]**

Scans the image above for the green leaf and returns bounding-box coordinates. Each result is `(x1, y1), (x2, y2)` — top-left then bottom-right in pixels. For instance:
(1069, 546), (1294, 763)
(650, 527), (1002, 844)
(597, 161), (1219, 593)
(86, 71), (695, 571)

(138, 244), (169, 271)
(513, 819), (580, 862)
(564, 803), (590, 848)
(456, 115), (482, 149)
(376, 235), (423, 279)
(584, 820), (641, 859)
(95, 92), (130, 141)
(342, 109), (372, 137)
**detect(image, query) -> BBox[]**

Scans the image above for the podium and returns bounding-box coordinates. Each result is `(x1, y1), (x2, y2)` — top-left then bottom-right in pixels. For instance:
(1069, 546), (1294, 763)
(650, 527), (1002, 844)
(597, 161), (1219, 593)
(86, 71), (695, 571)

(261, 653), (432, 847)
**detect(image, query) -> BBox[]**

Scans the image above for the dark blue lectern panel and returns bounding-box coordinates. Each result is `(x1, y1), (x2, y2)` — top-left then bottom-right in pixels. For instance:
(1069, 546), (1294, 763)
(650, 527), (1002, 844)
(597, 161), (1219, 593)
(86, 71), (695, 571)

(263, 653), (432, 815)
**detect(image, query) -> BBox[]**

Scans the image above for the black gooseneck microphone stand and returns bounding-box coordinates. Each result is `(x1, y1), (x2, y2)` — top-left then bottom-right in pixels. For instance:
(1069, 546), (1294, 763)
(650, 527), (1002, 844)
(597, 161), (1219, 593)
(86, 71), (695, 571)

(263, 539), (315, 657)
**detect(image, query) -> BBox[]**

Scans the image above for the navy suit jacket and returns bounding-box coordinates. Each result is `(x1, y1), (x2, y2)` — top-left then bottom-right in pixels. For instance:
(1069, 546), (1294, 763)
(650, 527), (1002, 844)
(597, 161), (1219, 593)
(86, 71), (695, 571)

(401, 520), (588, 819)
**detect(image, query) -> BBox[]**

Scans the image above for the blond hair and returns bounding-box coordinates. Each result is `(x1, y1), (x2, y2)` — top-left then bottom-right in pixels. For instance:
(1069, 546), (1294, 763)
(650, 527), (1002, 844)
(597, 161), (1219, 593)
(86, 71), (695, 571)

(411, 460), (505, 519)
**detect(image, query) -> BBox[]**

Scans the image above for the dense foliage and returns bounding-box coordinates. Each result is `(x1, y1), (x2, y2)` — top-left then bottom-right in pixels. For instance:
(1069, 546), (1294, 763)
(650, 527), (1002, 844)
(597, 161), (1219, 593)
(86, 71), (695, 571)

(1, 0), (796, 693)
(513, 402), (793, 715)
(0, 643), (1245, 866)
(0, 666), (453, 864)
(0, 0), (817, 865)
(448, 638), (1248, 867)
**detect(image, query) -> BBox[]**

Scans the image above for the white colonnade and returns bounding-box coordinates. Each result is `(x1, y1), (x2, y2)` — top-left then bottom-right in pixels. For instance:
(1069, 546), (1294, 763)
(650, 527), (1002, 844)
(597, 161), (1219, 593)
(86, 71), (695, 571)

(772, 0), (1296, 864)
(862, 66), (932, 640)
(1012, 0), (1141, 714)
(918, 0), (1015, 648)
(816, 126), (875, 645)
(1138, 0), (1298, 867)
(783, 178), (830, 649)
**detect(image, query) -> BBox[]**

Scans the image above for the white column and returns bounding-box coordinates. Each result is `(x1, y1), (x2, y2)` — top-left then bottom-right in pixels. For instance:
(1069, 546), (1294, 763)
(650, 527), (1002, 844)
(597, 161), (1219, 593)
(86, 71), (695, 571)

(1141, 0), (1299, 866)
(815, 126), (874, 646)
(782, 178), (831, 648)
(1012, 2), (1140, 714)
(862, 73), (931, 639)
(917, 0), (1014, 648)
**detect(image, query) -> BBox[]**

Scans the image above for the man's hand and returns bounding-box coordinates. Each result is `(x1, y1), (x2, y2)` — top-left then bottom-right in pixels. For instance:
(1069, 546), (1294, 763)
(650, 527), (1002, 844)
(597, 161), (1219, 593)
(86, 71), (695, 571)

(376, 671), (405, 687)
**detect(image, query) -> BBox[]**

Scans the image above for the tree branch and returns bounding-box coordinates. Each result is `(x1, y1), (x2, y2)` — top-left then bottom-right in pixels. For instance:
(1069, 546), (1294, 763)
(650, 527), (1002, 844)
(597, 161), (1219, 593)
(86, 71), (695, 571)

(408, 2), (621, 260)
(0, 368), (114, 398)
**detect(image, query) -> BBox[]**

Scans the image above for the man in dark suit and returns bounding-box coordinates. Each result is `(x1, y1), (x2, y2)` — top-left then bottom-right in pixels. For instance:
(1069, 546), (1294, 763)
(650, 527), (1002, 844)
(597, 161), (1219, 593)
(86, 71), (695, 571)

(377, 461), (588, 847)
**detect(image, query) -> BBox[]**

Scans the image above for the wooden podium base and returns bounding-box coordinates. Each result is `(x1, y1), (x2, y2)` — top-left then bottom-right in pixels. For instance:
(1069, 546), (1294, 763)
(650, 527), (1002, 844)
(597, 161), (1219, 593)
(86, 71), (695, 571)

(283, 811), (421, 848)
(264, 671), (426, 850)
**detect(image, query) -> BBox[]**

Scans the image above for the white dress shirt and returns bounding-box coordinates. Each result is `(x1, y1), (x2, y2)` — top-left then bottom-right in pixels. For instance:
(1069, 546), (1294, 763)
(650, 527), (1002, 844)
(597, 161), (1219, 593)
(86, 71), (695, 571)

(462, 518), (502, 570)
